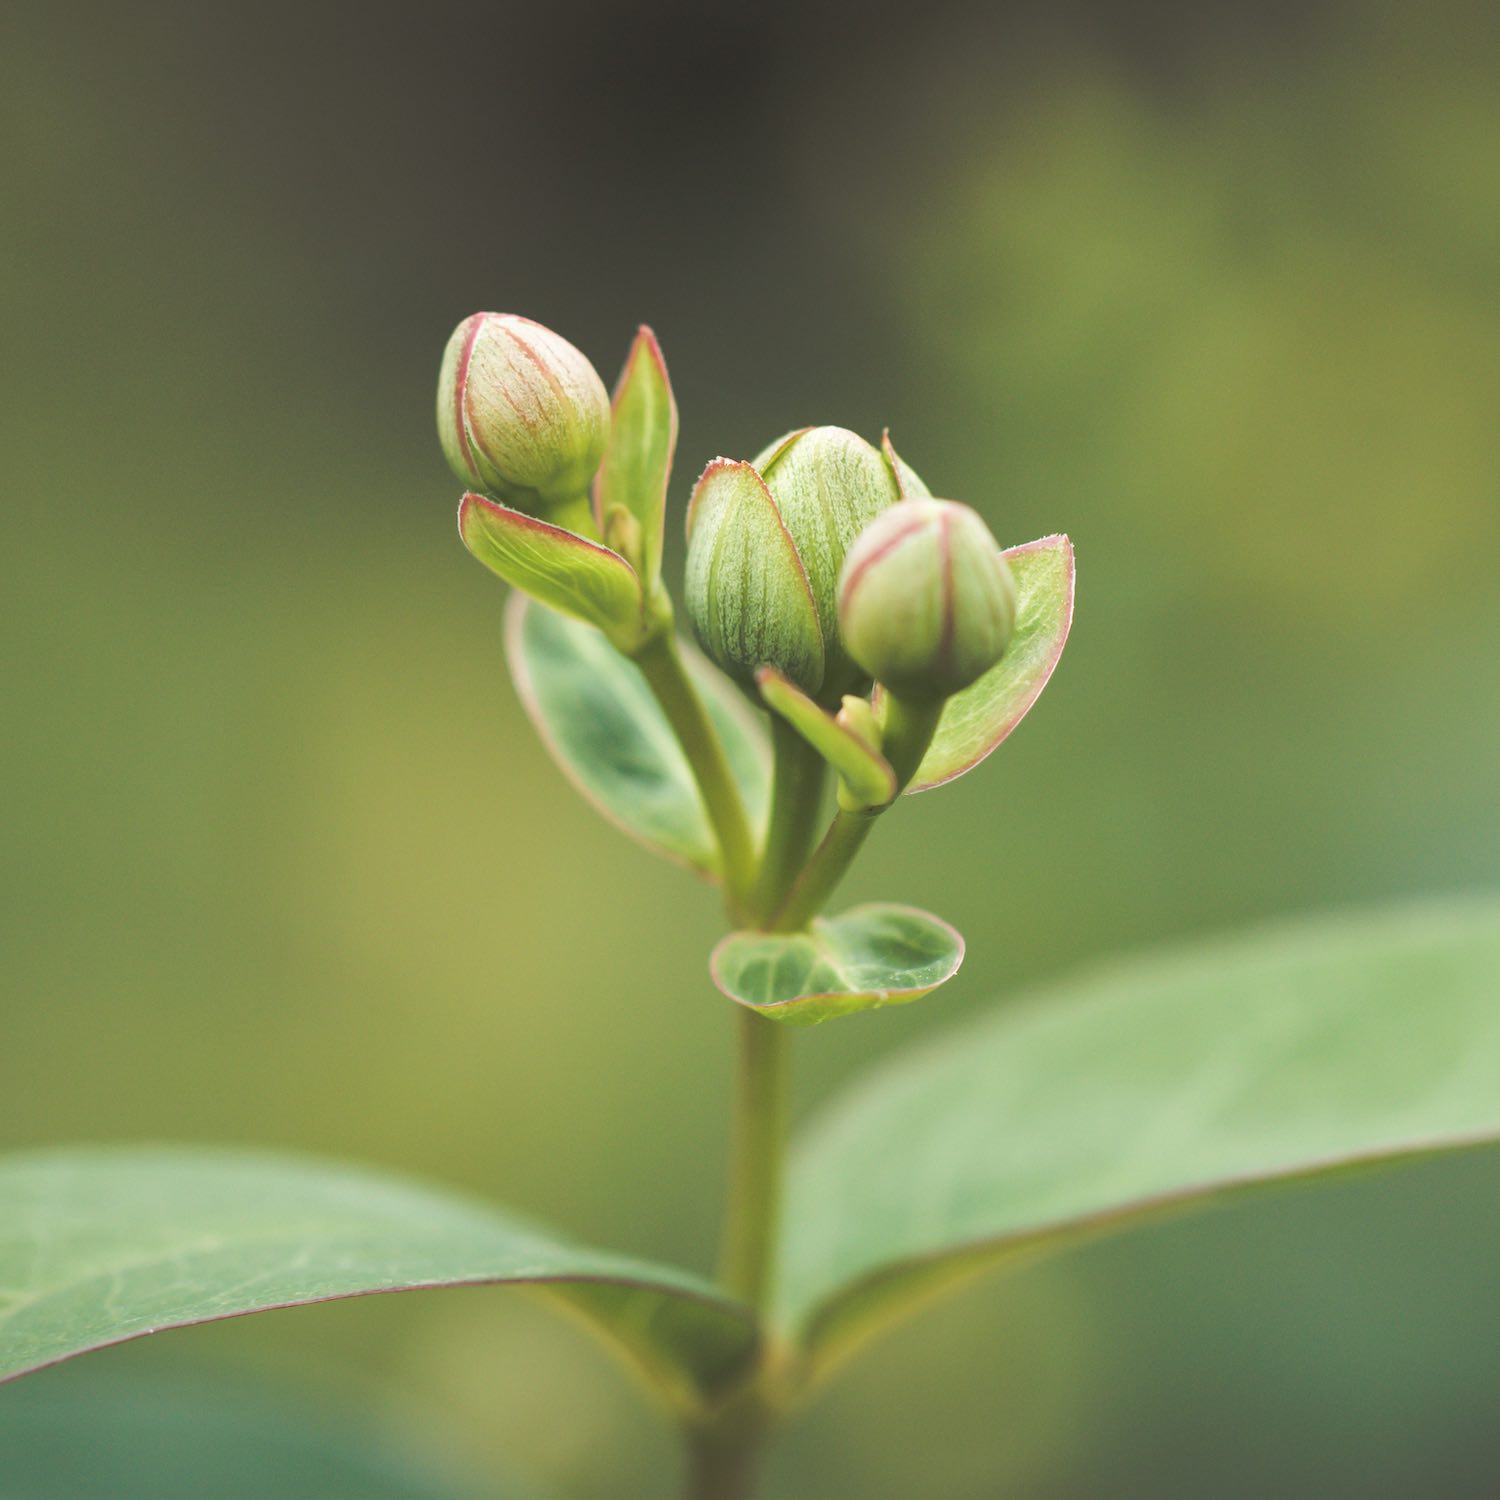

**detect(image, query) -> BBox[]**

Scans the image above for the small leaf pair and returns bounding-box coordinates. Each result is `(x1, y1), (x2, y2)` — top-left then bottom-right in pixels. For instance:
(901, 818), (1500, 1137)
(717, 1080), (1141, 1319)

(458, 328), (676, 655)
(711, 903), (965, 1026)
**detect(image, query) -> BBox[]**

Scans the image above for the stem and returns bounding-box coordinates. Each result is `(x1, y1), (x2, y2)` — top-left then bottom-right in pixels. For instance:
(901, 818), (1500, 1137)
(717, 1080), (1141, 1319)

(771, 807), (878, 932)
(880, 692), (946, 789)
(771, 693), (945, 931)
(717, 1009), (788, 1308)
(685, 1405), (770, 1500)
(689, 696), (940, 1495)
(547, 492), (599, 540)
(635, 631), (758, 920)
(749, 716), (827, 926)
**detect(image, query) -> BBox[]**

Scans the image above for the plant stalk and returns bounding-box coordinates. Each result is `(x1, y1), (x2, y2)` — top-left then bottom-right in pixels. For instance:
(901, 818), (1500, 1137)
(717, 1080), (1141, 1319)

(771, 693), (944, 931)
(749, 717), (827, 926)
(771, 807), (878, 932)
(717, 1009), (789, 1310)
(634, 631), (759, 921)
(691, 694), (942, 1496)
(684, 1400), (773, 1500)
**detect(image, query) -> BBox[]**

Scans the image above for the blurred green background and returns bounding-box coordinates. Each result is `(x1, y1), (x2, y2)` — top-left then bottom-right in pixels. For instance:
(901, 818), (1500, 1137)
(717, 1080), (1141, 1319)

(4, 0), (1499, 1494)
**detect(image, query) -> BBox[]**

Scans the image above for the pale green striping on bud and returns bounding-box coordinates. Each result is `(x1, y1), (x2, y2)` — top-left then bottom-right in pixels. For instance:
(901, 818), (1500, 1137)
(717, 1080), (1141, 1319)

(685, 460), (825, 694)
(437, 313), (611, 514)
(752, 427), (905, 696)
(838, 499), (1018, 702)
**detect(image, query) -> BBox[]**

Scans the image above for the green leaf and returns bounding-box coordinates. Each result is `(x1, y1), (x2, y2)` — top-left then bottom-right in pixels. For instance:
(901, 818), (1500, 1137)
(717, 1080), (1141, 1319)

(0, 1363), (511, 1500)
(710, 902), (964, 1026)
(458, 493), (649, 653)
(505, 594), (770, 879)
(593, 325), (677, 590)
(0, 1147), (757, 1411)
(902, 533), (1075, 792)
(780, 897), (1500, 1379)
(755, 666), (896, 810)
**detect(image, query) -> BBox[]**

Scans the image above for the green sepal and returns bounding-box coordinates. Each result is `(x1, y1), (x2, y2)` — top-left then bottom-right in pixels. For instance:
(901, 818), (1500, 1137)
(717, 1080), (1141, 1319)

(459, 492), (650, 653)
(755, 666), (896, 810)
(506, 594), (770, 880)
(894, 533), (1075, 791)
(880, 429), (932, 499)
(710, 902), (964, 1026)
(0, 1147), (759, 1412)
(780, 896), (1500, 1383)
(593, 325), (676, 589)
(684, 459), (824, 692)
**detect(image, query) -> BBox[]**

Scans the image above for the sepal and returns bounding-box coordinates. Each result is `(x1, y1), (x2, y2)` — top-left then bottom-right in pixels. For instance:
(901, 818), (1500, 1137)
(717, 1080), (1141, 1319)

(756, 667), (896, 811)
(593, 325), (677, 589)
(459, 492), (652, 654)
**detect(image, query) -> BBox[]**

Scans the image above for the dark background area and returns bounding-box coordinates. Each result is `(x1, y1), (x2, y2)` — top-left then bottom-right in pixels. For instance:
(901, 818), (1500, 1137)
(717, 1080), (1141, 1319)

(4, 1), (1499, 1495)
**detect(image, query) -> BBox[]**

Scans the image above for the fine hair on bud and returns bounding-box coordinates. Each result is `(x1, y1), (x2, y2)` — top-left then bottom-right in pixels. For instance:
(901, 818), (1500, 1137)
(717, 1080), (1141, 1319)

(686, 427), (929, 699)
(437, 313), (611, 514)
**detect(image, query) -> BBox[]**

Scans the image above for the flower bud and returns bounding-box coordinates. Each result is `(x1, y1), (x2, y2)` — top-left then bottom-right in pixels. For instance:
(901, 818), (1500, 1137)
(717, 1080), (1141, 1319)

(437, 313), (610, 514)
(687, 427), (921, 698)
(838, 499), (1017, 701)
(753, 427), (905, 695)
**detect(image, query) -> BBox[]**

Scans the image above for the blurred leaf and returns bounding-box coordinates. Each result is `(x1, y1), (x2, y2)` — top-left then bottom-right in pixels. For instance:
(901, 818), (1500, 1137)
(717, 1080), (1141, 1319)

(0, 1147), (757, 1411)
(0, 1362), (509, 1500)
(458, 493), (648, 652)
(756, 666), (895, 810)
(901, 534), (1075, 792)
(593, 326), (677, 589)
(780, 897), (1500, 1380)
(505, 595), (770, 879)
(711, 903), (964, 1026)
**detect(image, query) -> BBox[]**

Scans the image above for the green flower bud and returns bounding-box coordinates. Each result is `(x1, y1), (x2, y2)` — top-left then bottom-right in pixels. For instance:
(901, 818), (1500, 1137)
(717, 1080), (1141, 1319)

(437, 313), (610, 515)
(687, 427), (923, 698)
(838, 499), (1017, 702)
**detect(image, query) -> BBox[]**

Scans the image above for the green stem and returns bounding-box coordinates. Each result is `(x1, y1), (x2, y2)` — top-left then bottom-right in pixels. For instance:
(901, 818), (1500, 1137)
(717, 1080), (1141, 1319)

(717, 1009), (788, 1309)
(684, 1400), (771, 1500)
(771, 692), (944, 931)
(880, 692), (946, 788)
(771, 807), (879, 932)
(635, 631), (758, 921)
(546, 492), (599, 540)
(689, 697), (941, 1495)
(749, 717), (827, 927)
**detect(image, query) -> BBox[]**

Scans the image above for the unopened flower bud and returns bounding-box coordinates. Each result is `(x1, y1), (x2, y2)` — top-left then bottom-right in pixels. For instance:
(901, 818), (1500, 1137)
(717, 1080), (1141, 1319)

(437, 313), (610, 515)
(838, 499), (1017, 701)
(687, 427), (921, 698)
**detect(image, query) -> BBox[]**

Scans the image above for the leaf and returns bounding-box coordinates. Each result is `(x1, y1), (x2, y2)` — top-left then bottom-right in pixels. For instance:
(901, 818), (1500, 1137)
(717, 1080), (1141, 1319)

(0, 1147), (757, 1411)
(505, 594), (770, 879)
(458, 493), (648, 653)
(0, 1362), (512, 1500)
(684, 459), (824, 694)
(779, 897), (1500, 1379)
(901, 533), (1075, 792)
(755, 666), (896, 810)
(593, 326), (677, 590)
(711, 902), (964, 1026)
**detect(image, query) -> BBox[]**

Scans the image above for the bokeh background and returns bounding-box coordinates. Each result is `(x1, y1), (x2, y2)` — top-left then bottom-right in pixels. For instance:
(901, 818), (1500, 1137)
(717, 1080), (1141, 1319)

(4, 0), (1500, 1494)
